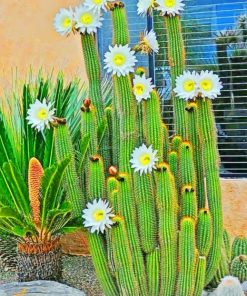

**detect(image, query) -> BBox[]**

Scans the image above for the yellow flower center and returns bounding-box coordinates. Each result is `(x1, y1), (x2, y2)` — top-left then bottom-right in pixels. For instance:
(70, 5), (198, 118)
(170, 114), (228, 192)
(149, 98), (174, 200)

(80, 13), (93, 25)
(134, 83), (145, 95)
(37, 108), (48, 120)
(200, 79), (213, 91)
(183, 80), (195, 92)
(139, 153), (151, 166)
(113, 54), (125, 66)
(93, 0), (103, 4)
(164, 0), (176, 7)
(143, 37), (150, 46)
(62, 17), (72, 28)
(93, 210), (105, 222)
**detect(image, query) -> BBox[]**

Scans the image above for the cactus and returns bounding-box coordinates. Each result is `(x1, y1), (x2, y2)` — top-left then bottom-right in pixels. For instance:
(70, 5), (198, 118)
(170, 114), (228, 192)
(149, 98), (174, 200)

(223, 229), (232, 262)
(176, 217), (197, 296)
(111, 216), (139, 295)
(231, 255), (247, 283)
(143, 91), (165, 159)
(196, 209), (212, 257)
(232, 236), (247, 260)
(146, 248), (160, 296)
(165, 16), (187, 138)
(156, 163), (178, 296)
(186, 102), (206, 209)
(54, 120), (85, 216)
(194, 255), (207, 296)
(197, 98), (223, 284)
(53, 1), (225, 295)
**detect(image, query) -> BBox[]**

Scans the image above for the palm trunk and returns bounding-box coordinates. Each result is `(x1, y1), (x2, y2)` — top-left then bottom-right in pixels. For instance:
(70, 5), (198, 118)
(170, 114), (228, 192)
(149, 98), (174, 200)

(0, 235), (17, 271)
(17, 237), (62, 282)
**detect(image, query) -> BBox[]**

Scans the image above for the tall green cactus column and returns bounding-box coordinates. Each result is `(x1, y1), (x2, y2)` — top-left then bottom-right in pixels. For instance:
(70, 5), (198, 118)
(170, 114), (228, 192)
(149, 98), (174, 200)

(165, 16), (188, 139)
(54, 119), (85, 216)
(186, 102), (206, 209)
(117, 173), (149, 296)
(110, 2), (138, 173)
(81, 33), (104, 120)
(197, 98), (223, 284)
(176, 217), (197, 296)
(80, 33), (110, 169)
(81, 100), (98, 168)
(143, 90), (166, 160)
(194, 209), (212, 296)
(87, 156), (119, 296)
(156, 163), (178, 296)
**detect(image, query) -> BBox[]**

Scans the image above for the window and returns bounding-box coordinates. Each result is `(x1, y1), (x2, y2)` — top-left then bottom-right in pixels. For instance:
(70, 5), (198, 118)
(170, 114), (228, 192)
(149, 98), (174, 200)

(98, 0), (247, 177)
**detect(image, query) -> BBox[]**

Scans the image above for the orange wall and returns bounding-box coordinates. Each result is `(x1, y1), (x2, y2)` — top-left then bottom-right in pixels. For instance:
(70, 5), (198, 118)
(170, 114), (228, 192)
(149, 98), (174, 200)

(0, 0), (88, 91)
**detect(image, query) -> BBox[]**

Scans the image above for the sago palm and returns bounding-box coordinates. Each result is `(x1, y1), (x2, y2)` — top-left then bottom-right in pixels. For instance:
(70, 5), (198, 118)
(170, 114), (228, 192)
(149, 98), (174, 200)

(0, 156), (73, 281)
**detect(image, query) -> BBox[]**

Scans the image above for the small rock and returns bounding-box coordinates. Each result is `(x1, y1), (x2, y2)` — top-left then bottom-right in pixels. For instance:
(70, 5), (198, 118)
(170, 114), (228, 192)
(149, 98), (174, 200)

(242, 281), (247, 292)
(0, 280), (86, 296)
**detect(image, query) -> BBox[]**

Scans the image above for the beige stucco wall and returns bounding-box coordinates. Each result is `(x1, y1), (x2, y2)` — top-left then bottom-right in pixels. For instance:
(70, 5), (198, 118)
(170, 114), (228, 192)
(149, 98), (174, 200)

(0, 0), (88, 92)
(221, 179), (247, 238)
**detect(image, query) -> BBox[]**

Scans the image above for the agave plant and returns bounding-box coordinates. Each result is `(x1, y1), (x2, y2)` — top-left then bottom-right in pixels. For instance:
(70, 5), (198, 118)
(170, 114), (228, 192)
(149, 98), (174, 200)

(0, 156), (73, 281)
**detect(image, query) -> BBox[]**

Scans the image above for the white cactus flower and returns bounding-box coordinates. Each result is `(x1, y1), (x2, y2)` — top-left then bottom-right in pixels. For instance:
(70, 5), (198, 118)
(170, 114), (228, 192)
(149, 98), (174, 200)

(74, 5), (103, 34)
(130, 144), (158, 175)
(133, 74), (155, 102)
(197, 70), (223, 99)
(84, 0), (111, 12)
(139, 29), (159, 54)
(26, 99), (55, 132)
(104, 44), (137, 77)
(82, 199), (115, 234)
(156, 0), (185, 17)
(53, 8), (74, 36)
(137, 0), (156, 16)
(174, 71), (198, 100)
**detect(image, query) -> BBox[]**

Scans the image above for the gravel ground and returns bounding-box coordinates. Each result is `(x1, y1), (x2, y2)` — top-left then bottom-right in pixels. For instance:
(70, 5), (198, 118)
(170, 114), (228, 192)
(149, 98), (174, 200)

(0, 255), (103, 296)
(61, 256), (103, 296)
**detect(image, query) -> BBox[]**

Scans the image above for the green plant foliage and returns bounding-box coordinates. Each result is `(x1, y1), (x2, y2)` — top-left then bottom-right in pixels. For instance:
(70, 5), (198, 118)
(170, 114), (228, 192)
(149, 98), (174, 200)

(0, 73), (88, 176)
(0, 157), (72, 242)
(51, 1), (224, 295)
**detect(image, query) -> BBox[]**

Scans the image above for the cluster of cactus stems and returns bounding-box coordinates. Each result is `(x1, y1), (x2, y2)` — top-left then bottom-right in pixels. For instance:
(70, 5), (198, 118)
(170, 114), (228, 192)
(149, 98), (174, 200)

(53, 1), (225, 295)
